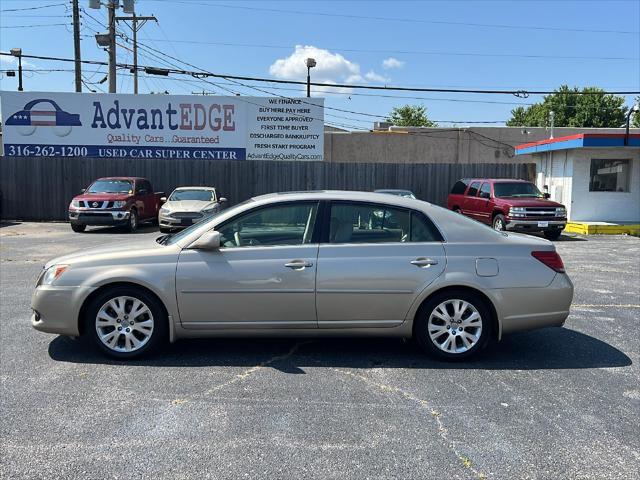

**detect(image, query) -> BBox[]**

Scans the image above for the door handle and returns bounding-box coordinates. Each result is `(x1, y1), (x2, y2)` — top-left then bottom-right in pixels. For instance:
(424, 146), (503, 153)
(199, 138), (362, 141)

(410, 257), (438, 267)
(284, 260), (313, 269)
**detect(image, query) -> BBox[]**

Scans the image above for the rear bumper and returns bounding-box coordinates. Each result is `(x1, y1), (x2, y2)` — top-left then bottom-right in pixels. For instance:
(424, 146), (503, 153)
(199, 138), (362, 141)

(69, 210), (129, 225)
(505, 219), (566, 232)
(494, 273), (574, 337)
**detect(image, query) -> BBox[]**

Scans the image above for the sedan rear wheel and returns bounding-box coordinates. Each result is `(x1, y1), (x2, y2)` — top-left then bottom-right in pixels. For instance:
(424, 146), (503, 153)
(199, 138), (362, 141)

(86, 287), (167, 359)
(415, 291), (491, 360)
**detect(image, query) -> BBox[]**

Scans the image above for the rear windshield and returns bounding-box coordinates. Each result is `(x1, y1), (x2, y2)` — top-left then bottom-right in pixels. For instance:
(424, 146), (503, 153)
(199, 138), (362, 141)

(493, 182), (543, 198)
(169, 189), (215, 202)
(87, 180), (133, 194)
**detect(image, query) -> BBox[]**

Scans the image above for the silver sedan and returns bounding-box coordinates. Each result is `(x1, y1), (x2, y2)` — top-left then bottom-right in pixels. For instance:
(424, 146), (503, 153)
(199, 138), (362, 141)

(31, 191), (573, 360)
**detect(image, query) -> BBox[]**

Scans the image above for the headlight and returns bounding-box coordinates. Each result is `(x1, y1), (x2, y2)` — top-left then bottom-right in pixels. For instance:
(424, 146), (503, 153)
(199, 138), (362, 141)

(555, 207), (567, 217)
(70, 200), (80, 208)
(37, 265), (69, 286)
(510, 207), (526, 213)
(113, 200), (126, 208)
(160, 207), (170, 214)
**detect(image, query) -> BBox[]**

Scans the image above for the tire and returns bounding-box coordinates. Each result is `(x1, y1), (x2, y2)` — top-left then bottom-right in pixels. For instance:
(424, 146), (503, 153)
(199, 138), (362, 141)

(492, 214), (506, 231)
(543, 229), (562, 240)
(125, 208), (138, 233)
(71, 223), (86, 233)
(85, 286), (168, 359)
(414, 290), (492, 361)
(453, 207), (461, 214)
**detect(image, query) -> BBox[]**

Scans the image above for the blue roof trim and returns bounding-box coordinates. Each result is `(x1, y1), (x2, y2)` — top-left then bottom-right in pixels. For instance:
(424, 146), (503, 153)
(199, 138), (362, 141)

(516, 136), (640, 155)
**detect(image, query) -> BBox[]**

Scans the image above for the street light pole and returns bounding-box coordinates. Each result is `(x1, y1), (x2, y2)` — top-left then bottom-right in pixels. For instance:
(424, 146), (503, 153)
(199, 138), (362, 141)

(10, 48), (23, 91)
(72, 0), (82, 92)
(305, 57), (316, 98)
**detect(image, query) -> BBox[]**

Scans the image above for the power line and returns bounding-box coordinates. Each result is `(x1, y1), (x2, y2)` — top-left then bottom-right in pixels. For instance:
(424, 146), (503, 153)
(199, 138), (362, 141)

(155, 1), (640, 35)
(0, 2), (66, 13)
(0, 23), (70, 29)
(3, 51), (638, 97)
(142, 38), (640, 62)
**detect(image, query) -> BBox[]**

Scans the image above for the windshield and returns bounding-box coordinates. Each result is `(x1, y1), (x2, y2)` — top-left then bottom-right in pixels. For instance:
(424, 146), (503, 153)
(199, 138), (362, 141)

(169, 189), (215, 202)
(158, 198), (255, 246)
(87, 180), (133, 194)
(493, 182), (543, 198)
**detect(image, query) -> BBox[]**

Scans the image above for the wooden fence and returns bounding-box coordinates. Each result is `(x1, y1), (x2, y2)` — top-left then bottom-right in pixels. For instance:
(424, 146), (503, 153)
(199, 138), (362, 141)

(0, 156), (535, 221)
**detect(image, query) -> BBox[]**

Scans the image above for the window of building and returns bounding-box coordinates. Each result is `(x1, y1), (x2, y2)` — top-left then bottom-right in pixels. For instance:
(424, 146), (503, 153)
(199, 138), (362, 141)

(589, 159), (630, 192)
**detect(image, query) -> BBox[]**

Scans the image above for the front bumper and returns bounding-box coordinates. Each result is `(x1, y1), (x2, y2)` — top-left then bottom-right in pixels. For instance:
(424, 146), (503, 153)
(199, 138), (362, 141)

(505, 218), (566, 232)
(69, 209), (130, 225)
(159, 213), (204, 230)
(31, 285), (96, 336)
(495, 273), (574, 337)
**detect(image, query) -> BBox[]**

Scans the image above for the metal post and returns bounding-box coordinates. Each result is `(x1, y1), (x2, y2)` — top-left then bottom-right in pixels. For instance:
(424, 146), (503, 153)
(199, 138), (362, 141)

(132, 13), (138, 94)
(72, 0), (82, 92)
(17, 54), (23, 91)
(108, 1), (117, 93)
(306, 67), (311, 98)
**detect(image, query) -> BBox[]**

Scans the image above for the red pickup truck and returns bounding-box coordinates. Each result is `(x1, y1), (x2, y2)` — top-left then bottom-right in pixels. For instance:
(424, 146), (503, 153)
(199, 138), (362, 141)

(447, 178), (567, 240)
(68, 177), (164, 233)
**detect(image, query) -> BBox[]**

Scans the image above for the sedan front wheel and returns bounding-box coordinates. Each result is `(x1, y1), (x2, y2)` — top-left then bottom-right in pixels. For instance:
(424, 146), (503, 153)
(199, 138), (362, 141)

(86, 287), (167, 359)
(415, 291), (491, 360)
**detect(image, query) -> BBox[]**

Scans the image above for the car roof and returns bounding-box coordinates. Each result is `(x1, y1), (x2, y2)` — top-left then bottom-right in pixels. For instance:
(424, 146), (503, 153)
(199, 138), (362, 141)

(463, 178), (531, 183)
(374, 189), (413, 193)
(250, 190), (427, 209)
(94, 177), (144, 181)
(173, 186), (216, 191)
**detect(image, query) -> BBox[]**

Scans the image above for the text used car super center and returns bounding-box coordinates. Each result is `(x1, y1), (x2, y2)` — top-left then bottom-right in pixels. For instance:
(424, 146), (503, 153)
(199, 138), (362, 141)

(0, 91), (324, 161)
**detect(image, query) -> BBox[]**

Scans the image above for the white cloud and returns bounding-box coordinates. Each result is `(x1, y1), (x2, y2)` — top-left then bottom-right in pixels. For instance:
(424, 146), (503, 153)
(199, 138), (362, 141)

(270, 45), (366, 94)
(382, 57), (405, 70)
(0, 55), (35, 68)
(364, 71), (388, 83)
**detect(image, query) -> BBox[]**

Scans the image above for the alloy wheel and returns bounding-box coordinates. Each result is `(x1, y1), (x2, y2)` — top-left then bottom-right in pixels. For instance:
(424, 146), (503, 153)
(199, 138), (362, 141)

(427, 299), (482, 354)
(493, 218), (504, 231)
(95, 296), (154, 353)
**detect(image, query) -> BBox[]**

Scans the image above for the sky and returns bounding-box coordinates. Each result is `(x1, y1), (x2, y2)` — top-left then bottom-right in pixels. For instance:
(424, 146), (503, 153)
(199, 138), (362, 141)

(1, 0), (639, 130)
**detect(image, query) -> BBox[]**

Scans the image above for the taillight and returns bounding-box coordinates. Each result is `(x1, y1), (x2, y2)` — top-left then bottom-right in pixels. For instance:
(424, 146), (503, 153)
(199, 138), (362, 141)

(531, 251), (565, 273)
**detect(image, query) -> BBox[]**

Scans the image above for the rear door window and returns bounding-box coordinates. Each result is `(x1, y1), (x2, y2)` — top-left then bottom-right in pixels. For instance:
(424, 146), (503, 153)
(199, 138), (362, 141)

(466, 182), (480, 196)
(450, 180), (468, 195)
(479, 182), (491, 199)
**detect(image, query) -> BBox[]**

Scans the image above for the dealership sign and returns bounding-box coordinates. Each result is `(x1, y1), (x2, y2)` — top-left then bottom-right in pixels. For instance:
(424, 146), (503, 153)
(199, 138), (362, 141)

(0, 91), (324, 160)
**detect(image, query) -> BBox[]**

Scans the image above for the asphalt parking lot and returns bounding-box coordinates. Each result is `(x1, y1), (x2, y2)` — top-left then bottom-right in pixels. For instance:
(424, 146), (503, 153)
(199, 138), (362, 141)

(1, 222), (638, 479)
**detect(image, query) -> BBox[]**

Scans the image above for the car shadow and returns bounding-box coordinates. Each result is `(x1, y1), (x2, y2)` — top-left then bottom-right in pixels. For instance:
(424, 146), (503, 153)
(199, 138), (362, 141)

(48, 327), (631, 372)
(0, 220), (22, 228)
(81, 224), (158, 234)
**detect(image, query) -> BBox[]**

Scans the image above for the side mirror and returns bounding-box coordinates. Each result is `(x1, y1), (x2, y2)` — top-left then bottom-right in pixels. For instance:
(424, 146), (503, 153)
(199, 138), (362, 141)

(80, 188), (86, 194)
(219, 197), (228, 203)
(189, 230), (221, 250)
(160, 196), (167, 203)
(543, 193), (551, 199)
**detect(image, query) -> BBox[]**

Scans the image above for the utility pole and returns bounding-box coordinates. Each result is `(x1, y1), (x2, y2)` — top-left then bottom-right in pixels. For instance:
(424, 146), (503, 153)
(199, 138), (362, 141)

(116, 13), (157, 94)
(72, 0), (82, 92)
(108, 1), (117, 93)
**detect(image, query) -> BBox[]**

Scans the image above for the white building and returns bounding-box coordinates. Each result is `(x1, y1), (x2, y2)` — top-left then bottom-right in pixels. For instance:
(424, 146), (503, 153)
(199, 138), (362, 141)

(516, 133), (640, 231)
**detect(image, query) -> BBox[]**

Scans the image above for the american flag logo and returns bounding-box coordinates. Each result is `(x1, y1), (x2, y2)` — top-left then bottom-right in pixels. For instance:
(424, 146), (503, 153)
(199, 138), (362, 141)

(6, 99), (82, 128)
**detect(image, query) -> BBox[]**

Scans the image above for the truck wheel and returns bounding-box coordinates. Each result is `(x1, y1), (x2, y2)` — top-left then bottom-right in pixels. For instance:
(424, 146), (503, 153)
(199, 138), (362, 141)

(71, 223), (86, 233)
(126, 209), (138, 233)
(492, 214), (506, 231)
(543, 229), (562, 240)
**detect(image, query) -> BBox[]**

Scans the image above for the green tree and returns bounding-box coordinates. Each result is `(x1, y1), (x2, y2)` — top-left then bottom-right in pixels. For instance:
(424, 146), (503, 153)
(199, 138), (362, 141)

(388, 104), (437, 127)
(632, 95), (640, 128)
(506, 85), (627, 128)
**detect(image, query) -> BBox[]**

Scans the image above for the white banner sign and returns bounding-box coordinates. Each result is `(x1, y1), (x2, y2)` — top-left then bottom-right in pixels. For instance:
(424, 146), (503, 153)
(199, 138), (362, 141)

(0, 91), (324, 160)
